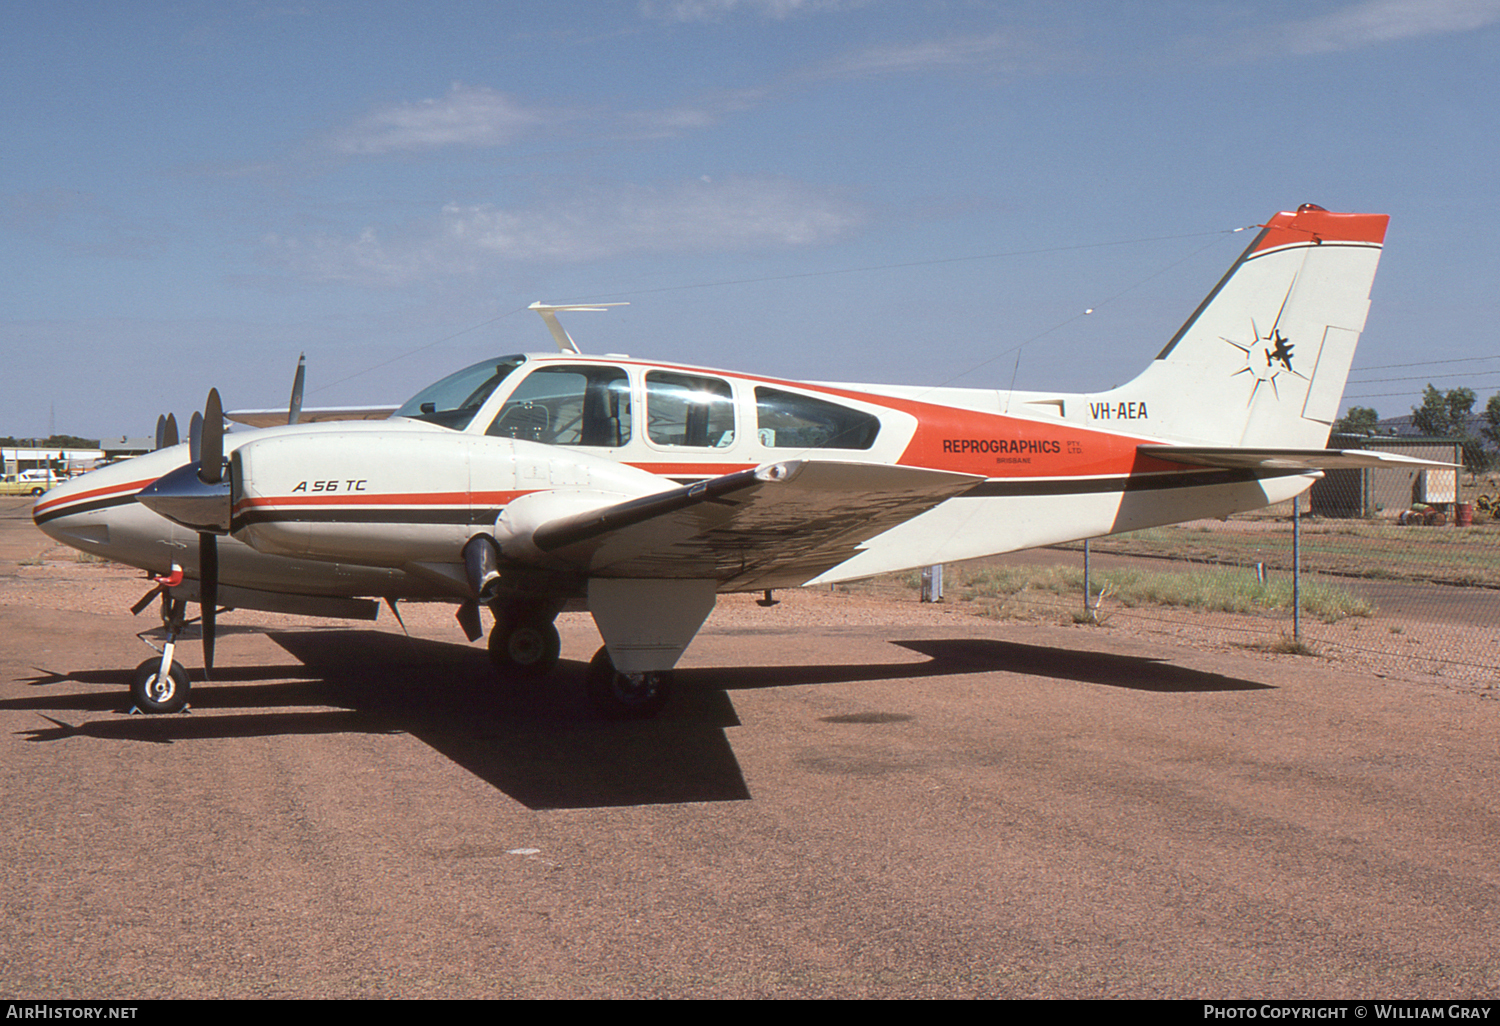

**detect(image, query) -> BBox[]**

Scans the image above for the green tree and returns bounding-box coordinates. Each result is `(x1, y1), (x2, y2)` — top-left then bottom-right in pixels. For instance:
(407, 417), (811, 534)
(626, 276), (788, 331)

(0, 435), (100, 449)
(1411, 385), (1488, 472)
(1334, 406), (1380, 434)
(42, 434), (100, 449)
(1411, 384), (1476, 437)
(1484, 394), (1500, 449)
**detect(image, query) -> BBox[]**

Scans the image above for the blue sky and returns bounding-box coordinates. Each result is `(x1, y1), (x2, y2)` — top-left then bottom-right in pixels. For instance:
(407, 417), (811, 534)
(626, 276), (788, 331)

(4, 0), (1498, 442)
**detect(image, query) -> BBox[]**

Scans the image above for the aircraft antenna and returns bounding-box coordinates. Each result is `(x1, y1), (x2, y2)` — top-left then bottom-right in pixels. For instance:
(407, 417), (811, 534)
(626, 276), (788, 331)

(528, 301), (629, 354)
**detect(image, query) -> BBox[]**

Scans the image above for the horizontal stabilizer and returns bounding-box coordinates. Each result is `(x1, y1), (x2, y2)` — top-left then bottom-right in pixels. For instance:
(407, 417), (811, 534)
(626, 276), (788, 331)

(1139, 446), (1459, 471)
(226, 405), (399, 428)
(527, 460), (981, 590)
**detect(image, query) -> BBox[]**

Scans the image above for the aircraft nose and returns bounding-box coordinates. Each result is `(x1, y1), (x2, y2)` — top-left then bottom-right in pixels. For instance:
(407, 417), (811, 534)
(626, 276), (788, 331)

(31, 470), (151, 551)
(32, 475), (100, 544)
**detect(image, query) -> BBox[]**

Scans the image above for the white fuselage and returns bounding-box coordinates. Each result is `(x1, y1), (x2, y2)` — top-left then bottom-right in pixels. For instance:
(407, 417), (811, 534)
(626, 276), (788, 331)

(34, 351), (1312, 604)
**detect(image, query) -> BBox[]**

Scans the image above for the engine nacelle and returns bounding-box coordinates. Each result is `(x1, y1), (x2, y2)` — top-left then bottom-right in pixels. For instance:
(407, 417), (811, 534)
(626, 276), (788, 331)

(493, 488), (642, 565)
(229, 425), (675, 568)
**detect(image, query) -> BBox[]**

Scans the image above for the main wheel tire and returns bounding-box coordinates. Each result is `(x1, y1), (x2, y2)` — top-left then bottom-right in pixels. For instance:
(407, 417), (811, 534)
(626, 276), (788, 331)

(488, 619), (561, 679)
(131, 658), (191, 714)
(585, 645), (672, 720)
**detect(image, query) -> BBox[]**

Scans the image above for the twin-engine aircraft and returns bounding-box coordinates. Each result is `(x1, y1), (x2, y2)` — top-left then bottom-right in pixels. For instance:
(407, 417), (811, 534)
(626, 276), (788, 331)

(34, 204), (1425, 718)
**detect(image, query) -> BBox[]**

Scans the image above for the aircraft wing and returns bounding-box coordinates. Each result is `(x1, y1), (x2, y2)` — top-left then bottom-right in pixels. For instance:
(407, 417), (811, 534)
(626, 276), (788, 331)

(1138, 446), (1460, 471)
(521, 460), (982, 591)
(225, 405), (400, 428)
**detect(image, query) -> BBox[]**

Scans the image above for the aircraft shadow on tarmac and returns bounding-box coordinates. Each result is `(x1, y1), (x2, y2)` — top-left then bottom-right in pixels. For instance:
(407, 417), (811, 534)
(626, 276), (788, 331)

(9, 629), (1269, 809)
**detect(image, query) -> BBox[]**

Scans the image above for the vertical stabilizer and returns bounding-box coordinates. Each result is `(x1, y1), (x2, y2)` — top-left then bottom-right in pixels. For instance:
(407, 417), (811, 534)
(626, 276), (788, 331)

(1097, 205), (1388, 448)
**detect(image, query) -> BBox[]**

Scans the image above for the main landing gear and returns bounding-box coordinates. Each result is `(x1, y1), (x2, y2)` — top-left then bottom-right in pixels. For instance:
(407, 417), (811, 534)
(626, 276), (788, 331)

(585, 645), (673, 720)
(486, 601), (563, 679)
(485, 602), (672, 719)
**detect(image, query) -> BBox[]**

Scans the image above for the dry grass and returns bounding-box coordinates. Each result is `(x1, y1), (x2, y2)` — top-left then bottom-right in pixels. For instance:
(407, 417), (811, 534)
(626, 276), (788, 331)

(1079, 519), (1500, 588)
(917, 562), (1373, 625)
(1234, 634), (1321, 657)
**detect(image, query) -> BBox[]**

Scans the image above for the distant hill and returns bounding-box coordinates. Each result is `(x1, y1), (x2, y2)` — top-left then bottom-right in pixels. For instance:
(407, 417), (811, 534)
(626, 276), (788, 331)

(1373, 413), (1488, 439)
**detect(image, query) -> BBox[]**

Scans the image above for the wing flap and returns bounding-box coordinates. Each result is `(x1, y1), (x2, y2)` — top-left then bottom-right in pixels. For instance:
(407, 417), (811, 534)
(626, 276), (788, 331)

(1139, 446), (1459, 471)
(527, 460), (981, 590)
(226, 405), (399, 428)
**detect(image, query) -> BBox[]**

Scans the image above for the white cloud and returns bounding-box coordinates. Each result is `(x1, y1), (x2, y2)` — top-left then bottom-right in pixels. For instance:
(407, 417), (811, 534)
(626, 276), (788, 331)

(1247, 0), (1500, 57)
(267, 177), (864, 285)
(639, 0), (867, 22)
(617, 88), (766, 138)
(326, 83), (549, 155)
(812, 32), (1036, 79)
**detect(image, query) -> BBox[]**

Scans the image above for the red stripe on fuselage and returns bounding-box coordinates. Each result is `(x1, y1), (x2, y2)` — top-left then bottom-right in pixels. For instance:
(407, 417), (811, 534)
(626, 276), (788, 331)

(31, 477), (160, 518)
(747, 383), (1175, 479)
(233, 490), (531, 515)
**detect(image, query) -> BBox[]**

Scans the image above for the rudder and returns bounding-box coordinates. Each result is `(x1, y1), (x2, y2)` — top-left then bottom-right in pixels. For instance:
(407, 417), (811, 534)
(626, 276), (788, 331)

(1098, 204), (1388, 448)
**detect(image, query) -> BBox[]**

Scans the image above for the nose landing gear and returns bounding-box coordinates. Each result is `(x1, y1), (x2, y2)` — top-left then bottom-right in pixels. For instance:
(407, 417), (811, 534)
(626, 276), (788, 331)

(130, 592), (192, 714)
(131, 656), (190, 715)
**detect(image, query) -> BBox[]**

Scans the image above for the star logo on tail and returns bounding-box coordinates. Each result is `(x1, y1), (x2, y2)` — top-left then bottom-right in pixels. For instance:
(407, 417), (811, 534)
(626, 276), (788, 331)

(1222, 278), (1307, 404)
(1225, 324), (1307, 403)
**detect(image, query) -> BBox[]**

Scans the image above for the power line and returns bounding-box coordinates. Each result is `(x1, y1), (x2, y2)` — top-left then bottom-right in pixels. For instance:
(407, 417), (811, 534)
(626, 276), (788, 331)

(1356, 354), (1500, 372)
(1348, 371), (1500, 386)
(569, 228), (1239, 302)
(312, 225), (1247, 395)
(310, 306), (530, 395)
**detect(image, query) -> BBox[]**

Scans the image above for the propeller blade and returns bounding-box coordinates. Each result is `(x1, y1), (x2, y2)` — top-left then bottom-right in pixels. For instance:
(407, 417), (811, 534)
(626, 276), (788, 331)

(198, 389), (224, 485)
(154, 415), (166, 451)
(130, 587), (159, 616)
(188, 411), (202, 464)
(162, 413), (179, 449)
(199, 532), (217, 676)
(288, 353), (305, 426)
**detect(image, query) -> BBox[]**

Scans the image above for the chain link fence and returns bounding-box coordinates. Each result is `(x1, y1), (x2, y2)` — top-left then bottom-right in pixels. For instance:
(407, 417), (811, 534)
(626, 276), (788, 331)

(890, 483), (1500, 687)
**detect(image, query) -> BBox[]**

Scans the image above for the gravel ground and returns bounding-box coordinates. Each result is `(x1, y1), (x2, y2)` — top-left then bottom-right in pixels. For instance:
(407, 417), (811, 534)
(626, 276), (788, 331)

(4, 497), (1499, 999)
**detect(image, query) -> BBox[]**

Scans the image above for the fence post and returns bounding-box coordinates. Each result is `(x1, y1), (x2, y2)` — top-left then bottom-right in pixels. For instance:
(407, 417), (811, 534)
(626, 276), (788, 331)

(1083, 538), (1091, 612)
(920, 564), (943, 603)
(1292, 494), (1301, 641)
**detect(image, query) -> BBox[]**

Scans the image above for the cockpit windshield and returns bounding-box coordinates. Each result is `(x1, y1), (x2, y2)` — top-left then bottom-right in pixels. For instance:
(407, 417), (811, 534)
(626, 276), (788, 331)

(393, 356), (527, 430)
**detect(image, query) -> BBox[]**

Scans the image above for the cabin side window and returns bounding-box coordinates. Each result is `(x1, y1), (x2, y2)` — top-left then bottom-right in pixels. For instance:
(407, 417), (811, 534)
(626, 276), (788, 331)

(644, 372), (736, 448)
(486, 366), (632, 447)
(754, 387), (880, 450)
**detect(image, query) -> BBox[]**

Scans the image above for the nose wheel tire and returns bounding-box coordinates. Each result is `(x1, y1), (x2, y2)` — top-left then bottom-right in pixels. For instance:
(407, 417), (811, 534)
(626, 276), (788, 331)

(488, 619), (561, 679)
(585, 645), (673, 720)
(131, 658), (191, 714)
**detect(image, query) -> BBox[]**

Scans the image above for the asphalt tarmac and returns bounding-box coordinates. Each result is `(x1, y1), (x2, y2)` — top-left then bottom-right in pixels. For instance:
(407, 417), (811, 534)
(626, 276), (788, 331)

(2, 497), (1497, 999)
